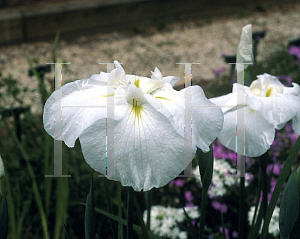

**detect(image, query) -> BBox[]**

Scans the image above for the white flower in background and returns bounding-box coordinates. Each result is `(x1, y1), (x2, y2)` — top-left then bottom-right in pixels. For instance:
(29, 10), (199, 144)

(210, 74), (300, 157)
(143, 205), (199, 239)
(193, 159), (252, 198)
(236, 24), (254, 72)
(0, 156), (4, 177)
(43, 61), (224, 191)
(248, 205), (280, 237)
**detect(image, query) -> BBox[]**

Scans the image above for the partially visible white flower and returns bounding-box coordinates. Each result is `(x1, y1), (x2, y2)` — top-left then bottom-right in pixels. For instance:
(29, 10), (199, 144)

(143, 205), (199, 239)
(248, 205), (280, 237)
(210, 74), (300, 157)
(236, 24), (254, 72)
(0, 156), (4, 177)
(193, 159), (252, 198)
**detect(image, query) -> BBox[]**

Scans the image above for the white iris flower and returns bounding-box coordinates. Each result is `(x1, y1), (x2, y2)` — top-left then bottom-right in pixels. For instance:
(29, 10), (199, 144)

(43, 61), (224, 191)
(210, 74), (300, 157)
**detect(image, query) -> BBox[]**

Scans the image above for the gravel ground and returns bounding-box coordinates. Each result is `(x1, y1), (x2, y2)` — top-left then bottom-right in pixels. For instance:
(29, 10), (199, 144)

(1, 2), (300, 113)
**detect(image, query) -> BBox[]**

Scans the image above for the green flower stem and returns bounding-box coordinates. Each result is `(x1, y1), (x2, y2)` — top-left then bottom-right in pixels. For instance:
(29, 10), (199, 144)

(248, 170), (262, 237)
(221, 212), (226, 239)
(261, 136), (300, 239)
(238, 176), (245, 239)
(259, 152), (269, 219)
(199, 187), (208, 239)
(145, 190), (153, 230)
(4, 172), (17, 239)
(127, 187), (134, 239)
(44, 133), (52, 218)
(117, 182), (124, 239)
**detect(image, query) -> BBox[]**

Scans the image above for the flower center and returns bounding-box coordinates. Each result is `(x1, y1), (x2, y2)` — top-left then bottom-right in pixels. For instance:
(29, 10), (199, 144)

(249, 78), (283, 97)
(130, 99), (145, 125)
(134, 78), (140, 88)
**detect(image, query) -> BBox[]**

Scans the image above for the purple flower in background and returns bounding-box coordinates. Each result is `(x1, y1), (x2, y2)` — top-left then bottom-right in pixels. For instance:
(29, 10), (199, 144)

(277, 75), (293, 87)
(289, 46), (300, 66)
(219, 226), (230, 239)
(267, 163), (281, 176)
(232, 231), (238, 238)
(289, 46), (300, 59)
(175, 179), (184, 187)
(185, 191), (194, 203)
(212, 200), (228, 213)
(214, 67), (226, 78)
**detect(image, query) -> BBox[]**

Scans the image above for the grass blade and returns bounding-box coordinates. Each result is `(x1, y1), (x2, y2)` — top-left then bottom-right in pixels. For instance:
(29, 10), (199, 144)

(103, 178), (118, 239)
(133, 193), (149, 239)
(260, 136), (300, 239)
(85, 176), (96, 239)
(0, 194), (8, 239)
(80, 203), (162, 239)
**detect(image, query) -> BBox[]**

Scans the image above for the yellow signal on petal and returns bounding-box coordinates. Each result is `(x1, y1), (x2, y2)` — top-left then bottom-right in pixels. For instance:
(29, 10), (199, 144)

(134, 78), (140, 88)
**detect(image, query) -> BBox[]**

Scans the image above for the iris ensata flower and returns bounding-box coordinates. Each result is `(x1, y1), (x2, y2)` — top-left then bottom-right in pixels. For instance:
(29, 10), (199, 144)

(43, 61), (223, 191)
(210, 74), (300, 157)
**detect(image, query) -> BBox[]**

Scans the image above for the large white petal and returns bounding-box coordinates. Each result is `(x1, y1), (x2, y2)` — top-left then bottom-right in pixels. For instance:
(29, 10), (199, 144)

(209, 92), (237, 113)
(43, 78), (127, 147)
(218, 106), (275, 157)
(79, 99), (193, 191)
(245, 93), (300, 128)
(150, 85), (224, 152)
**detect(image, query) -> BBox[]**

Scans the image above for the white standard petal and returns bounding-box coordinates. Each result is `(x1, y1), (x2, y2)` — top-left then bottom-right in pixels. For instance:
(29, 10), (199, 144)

(151, 67), (180, 87)
(43, 78), (127, 147)
(218, 106), (275, 157)
(150, 85), (224, 152)
(111, 60), (128, 88)
(236, 24), (253, 72)
(79, 95), (192, 191)
(209, 92), (237, 113)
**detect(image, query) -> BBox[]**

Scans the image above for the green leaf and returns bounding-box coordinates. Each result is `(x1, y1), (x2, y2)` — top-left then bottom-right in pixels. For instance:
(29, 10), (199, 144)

(0, 194), (8, 239)
(196, 144), (214, 190)
(127, 187), (134, 239)
(280, 170), (299, 238)
(244, 69), (252, 87)
(144, 190), (153, 231)
(85, 176), (96, 239)
(80, 203), (162, 239)
(260, 136), (300, 239)
(133, 194), (149, 239)
(103, 178), (117, 239)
